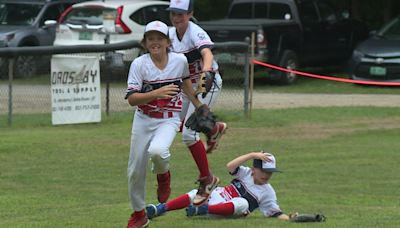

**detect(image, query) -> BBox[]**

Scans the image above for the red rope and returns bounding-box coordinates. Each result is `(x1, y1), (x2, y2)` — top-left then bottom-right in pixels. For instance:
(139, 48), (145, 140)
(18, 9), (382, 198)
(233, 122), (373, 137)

(252, 59), (400, 86)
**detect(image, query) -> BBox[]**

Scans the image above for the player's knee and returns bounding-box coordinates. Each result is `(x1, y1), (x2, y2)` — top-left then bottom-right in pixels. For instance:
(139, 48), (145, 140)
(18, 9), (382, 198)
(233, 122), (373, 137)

(231, 198), (249, 216)
(148, 145), (168, 161)
(182, 130), (198, 146)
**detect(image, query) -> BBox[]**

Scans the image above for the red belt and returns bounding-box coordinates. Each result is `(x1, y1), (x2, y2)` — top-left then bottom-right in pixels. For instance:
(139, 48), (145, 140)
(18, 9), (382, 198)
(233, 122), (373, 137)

(141, 110), (173, 118)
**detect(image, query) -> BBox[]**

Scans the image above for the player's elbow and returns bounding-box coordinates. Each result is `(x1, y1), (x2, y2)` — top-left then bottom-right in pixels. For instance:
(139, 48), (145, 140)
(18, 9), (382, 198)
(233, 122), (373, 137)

(127, 94), (143, 106)
(128, 100), (139, 107)
(226, 163), (236, 174)
(128, 99), (136, 106)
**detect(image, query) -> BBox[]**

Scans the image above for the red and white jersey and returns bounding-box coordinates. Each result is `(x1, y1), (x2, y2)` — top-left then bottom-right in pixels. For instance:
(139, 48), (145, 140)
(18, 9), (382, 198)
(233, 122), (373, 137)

(222, 166), (282, 217)
(125, 52), (190, 112)
(169, 21), (222, 84)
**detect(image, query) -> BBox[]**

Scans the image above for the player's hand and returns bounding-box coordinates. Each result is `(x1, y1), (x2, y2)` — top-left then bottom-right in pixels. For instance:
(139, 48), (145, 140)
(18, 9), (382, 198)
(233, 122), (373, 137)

(289, 212), (299, 219)
(252, 151), (272, 162)
(155, 84), (180, 98)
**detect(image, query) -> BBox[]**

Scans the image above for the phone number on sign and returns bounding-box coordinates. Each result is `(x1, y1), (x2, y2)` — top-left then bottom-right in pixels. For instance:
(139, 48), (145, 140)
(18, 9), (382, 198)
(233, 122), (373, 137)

(52, 105), (100, 112)
(75, 105), (100, 110)
(52, 106), (72, 112)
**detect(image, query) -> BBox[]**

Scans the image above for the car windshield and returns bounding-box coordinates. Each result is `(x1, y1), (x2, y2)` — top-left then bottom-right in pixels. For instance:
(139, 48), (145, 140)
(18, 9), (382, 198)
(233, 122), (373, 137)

(62, 7), (117, 25)
(0, 3), (42, 26)
(377, 16), (400, 39)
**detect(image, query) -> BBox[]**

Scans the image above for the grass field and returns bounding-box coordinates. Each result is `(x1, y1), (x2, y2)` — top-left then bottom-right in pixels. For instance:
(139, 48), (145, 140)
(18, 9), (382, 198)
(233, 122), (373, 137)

(1, 106), (400, 228)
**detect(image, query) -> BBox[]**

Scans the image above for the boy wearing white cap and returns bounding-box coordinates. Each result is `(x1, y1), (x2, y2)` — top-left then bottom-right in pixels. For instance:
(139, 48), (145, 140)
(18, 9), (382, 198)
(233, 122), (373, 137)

(166, 0), (227, 208)
(125, 20), (207, 228)
(146, 152), (299, 220)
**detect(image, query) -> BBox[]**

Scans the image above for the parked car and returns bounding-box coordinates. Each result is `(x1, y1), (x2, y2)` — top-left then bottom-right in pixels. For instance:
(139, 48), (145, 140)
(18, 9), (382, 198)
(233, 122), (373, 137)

(46, 0), (197, 81)
(0, 0), (90, 78)
(348, 14), (400, 83)
(49, 0), (198, 71)
(197, 0), (370, 85)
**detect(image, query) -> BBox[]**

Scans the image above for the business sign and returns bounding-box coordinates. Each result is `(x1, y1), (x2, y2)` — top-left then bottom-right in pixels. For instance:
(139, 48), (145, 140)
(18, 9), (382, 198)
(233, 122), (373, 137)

(51, 56), (101, 125)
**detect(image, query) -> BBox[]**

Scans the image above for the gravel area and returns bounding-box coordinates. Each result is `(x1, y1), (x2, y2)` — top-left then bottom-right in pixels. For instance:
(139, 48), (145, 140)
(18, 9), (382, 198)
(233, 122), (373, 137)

(251, 91), (400, 109)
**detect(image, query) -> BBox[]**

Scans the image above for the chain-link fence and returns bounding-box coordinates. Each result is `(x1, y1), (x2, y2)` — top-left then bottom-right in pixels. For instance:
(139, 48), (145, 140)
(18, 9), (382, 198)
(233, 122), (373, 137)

(0, 41), (250, 126)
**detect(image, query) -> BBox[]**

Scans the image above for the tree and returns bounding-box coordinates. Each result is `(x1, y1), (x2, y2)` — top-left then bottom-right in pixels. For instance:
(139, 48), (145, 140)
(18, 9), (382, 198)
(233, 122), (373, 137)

(193, 0), (400, 30)
(332, 0), (400, 30)
(382, 0), (395, 23)
(193, 0), (232, 21)
(351, 0), (362, 21)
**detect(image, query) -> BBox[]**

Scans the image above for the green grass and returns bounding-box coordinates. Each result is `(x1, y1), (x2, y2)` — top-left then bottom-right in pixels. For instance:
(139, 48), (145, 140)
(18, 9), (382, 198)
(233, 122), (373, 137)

(1, 107), (400, 227)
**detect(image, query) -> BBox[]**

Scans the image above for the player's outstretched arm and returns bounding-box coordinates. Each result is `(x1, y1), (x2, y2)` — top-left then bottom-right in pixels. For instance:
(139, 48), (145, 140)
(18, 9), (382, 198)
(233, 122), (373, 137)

(227, 151), (272, 173)
(127, 84), (180, 106)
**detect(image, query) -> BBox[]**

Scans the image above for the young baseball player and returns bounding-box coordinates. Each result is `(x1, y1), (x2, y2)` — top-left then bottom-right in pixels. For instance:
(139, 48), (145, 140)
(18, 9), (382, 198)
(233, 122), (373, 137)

(166, 0), (227, 207)
(146, 151), (299, 221)
(124, 20), (209, 228)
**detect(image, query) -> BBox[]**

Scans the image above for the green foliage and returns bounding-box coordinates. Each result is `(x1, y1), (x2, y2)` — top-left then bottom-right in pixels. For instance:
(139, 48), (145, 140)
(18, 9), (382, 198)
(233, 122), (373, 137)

(194, 0), (232, 21)
(329, 0), (400, 30)
(193, 0), (400, 31)
(1, 107), (400, 227)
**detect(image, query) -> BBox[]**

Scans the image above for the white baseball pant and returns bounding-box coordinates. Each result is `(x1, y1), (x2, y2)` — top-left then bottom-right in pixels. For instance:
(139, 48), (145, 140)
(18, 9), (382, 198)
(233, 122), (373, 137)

(127, 110), (181, 211)
(187, 187), (249, 218)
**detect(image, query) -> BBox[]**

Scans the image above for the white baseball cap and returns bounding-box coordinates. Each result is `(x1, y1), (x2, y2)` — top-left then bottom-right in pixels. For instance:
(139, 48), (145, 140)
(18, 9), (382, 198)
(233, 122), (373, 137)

(253, 153), (282, 173)
(144, 21), (168, 36)
(166, 0), (194, 13)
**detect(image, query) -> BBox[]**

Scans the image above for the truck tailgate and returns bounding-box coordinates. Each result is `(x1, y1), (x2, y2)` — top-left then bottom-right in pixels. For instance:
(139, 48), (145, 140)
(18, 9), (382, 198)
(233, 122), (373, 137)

(197, 19), (260, 43)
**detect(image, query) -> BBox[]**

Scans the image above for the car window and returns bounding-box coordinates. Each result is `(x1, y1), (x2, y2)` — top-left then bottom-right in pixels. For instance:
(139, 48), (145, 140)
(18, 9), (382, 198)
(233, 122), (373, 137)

(62, 7), (116, 25)
(42, 4), (63, 23)
(269, 3), (292, 20)
(299, 1), (319, 22)
(130, 8), (144, 25)
(159, 5), (172, 26)
(130, 5), (172, 26)
(63, 3), (76, 10)
(143, 5), (166, 25)
(254, 3), (268, 19)
(228, 3), (252, 19)
(378, 16), (400, 39)
(316, 1), (337, 22)
(0, 3), (43, 25)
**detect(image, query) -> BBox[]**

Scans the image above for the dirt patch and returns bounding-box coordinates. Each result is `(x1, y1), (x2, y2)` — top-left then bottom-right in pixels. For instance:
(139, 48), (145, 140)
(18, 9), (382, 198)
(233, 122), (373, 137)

(251, 92), (400, 109)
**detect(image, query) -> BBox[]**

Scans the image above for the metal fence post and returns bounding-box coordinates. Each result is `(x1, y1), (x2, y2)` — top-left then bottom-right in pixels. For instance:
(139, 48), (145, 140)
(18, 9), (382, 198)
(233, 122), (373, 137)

(244, 48), (250, 116)
(106, 82), (110, 116)
(105, 33), (110, 116)
(8, 58), (13, 126)
(249, 33), (255, 120)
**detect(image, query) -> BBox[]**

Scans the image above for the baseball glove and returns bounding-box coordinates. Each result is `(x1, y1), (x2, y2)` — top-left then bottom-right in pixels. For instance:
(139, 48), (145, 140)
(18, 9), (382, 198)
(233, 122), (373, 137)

(290, 213), (326, 223)
(185, 104), (216, 134)
(195, 71), (215, 98)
